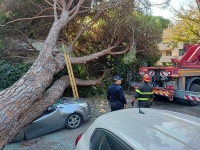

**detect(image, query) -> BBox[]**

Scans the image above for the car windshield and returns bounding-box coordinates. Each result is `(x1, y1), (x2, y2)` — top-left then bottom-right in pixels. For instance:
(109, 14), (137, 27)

(54, 98), (64, 105)
(54, 97), (78, 106)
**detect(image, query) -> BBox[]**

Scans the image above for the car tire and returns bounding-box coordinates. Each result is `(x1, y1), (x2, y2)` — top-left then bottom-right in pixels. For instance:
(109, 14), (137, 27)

(66, 113), (82, 129)
(188, 84), (200, 106)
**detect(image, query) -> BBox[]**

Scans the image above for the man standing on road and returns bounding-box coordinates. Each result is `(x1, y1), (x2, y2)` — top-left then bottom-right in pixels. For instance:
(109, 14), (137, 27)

(107, 75), (128, 112)
(132, 74), (153, 113)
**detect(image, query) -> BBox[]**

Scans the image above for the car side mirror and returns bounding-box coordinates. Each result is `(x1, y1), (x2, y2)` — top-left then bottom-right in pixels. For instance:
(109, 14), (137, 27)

(47, 107), (55, 113)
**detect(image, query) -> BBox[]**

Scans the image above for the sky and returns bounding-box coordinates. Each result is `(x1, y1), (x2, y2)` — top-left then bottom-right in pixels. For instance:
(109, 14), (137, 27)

(150, 0), (187, 20)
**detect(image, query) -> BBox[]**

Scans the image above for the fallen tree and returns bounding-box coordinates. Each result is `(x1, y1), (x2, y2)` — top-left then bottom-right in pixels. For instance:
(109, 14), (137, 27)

(0, 0), (170, 148)
(0, 0), (132, 148)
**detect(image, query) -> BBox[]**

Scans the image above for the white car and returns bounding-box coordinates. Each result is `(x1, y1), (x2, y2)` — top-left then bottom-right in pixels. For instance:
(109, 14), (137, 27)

(75, 108), (200, 150)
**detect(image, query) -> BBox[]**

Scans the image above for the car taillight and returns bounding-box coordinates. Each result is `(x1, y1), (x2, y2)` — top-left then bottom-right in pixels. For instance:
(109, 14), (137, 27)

(75, 133), (84, 147)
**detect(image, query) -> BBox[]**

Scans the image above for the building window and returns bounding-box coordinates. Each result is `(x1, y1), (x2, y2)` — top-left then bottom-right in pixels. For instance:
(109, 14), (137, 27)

(166, 51), (172, 56)
(179, 49), (185, 56)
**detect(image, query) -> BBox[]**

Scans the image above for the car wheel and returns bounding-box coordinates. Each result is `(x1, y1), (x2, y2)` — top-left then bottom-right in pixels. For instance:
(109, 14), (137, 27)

(66, 113), (82, 129)
(188, 84), (200, 106)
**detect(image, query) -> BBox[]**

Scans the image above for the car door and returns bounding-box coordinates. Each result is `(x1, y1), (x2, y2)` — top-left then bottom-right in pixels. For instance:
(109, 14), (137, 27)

(24, 106), (63, 140)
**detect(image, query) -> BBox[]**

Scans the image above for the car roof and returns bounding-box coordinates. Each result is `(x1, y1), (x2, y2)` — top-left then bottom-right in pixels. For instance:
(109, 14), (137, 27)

(89, 108), (200, 150)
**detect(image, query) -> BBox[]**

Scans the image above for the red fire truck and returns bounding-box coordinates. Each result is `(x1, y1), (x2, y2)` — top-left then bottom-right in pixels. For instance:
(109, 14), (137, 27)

(128, 44), (200, 106)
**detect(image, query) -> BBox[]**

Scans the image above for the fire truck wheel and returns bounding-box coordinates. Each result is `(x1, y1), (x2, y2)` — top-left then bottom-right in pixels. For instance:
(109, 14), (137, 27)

(188, 84), (200, 106)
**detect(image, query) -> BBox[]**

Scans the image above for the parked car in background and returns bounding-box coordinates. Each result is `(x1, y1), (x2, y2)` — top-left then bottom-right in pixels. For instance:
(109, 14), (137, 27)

(75, 108), (200, 150)
(12, 97), (90, 143)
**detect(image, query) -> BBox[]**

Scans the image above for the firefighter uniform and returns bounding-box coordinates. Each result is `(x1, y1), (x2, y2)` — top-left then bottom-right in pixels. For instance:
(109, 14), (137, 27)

(107, 76), (127, 112)
(134, 79), (154, 108)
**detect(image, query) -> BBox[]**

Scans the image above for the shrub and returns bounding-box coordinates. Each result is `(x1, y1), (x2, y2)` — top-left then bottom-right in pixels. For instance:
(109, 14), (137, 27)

(0, 61), (32, 91)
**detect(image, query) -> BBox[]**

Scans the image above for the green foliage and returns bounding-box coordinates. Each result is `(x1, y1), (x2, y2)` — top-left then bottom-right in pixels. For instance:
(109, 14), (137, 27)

(0, 13), (8, 24)
(0, 40), (5, 50)
(0, 61), (32, 91)
(0, 0), (52, 39)
(103, 54), (143, 92)
(149, 16), (170, 29)
(143, 44), (162, 67)
(94, 74), (113, 99)
(113, 58), (142, 83)
(163, 0), (200, 46)
(53, 68), (68, 82)
(73, 65), (88, 79)
(123, 46), (136, 64)
(0, 36), (11, 60)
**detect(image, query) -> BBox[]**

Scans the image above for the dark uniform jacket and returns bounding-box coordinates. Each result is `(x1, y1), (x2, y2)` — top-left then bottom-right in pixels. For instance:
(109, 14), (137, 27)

(107, 84), (127, 105)
(134, 82), (154, 100)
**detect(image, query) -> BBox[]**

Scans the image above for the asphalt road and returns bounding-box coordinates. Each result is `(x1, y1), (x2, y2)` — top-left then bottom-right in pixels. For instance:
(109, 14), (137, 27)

(3, 95), (200, 150)
(150, 96), (200, 118)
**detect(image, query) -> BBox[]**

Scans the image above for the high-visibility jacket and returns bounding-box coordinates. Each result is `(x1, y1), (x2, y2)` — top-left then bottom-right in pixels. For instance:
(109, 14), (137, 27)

(134, 82), (153, 100)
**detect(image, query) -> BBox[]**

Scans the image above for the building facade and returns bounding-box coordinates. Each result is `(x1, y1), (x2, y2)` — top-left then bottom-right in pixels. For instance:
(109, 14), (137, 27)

(156, 43), (184, 66)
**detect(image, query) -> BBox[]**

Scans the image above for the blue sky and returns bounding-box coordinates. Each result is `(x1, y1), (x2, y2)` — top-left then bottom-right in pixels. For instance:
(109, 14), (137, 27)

(150, 0), (186, 19)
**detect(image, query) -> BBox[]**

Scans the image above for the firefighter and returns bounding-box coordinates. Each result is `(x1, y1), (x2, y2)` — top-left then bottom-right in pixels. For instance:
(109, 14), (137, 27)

(132, 74), (154, 110)
(107, 75), (128, 112)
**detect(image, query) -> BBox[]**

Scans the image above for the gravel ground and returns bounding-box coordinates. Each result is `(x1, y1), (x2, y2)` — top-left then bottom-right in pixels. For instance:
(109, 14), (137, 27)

(4, 92), (200, 150)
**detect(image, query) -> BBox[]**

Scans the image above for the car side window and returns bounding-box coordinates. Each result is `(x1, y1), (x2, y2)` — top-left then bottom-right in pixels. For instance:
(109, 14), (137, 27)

(90, 129), (133, 150)
(90, 129), (100, 149)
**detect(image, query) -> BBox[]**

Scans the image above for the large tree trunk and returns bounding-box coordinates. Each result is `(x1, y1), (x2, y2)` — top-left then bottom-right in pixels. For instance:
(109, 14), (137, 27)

(0, 2), (83, 148)
(0, 22), (62, 149)
(0, 1), (131, 148)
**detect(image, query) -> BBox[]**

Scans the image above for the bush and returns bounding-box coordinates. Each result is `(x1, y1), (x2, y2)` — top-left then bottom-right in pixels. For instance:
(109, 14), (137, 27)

(0, 61), (32, 91)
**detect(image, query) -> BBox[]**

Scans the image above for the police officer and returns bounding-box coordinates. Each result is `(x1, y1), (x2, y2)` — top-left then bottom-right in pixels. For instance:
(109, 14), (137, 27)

(132, 74), (153, 109)
(107, 75), (128, 112)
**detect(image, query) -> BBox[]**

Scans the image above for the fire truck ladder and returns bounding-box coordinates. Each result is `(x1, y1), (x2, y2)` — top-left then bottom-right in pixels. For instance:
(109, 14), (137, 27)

(62, 44), (79, 98)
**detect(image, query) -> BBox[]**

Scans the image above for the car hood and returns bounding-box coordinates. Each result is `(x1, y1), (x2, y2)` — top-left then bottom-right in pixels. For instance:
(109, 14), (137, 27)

(93, 108), (200, 150)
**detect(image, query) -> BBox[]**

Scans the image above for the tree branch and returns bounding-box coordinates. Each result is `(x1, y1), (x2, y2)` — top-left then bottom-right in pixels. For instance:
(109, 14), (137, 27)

(0, 15), (55, 27)
(53, 0), (58, 20)
(71, 10), (104, 49)
(36, 7), (55, 16)
(45, 0), (53, 7)
(3, 56), (35, 61)
(68, 0), (85, 20)
(29, 0), (43, 11)
(54, 43), (131, 71)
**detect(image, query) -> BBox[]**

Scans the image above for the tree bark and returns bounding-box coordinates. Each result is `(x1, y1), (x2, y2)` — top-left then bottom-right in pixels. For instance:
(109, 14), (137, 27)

(0, 1), (130, 149)
(0, 2), (77, 149)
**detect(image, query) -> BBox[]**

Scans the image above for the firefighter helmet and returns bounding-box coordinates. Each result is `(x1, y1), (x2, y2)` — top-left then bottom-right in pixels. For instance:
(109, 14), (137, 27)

(143, 74), (150, 82)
